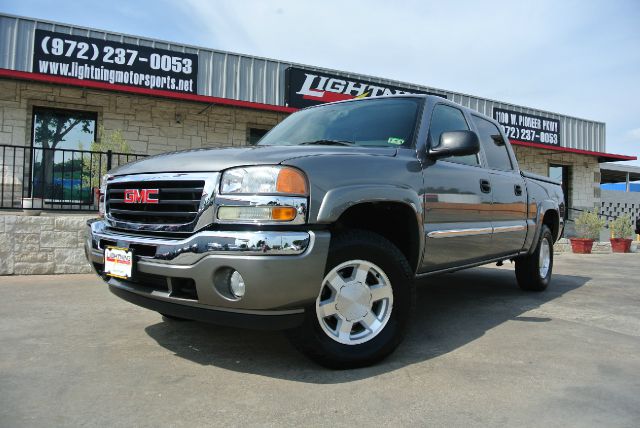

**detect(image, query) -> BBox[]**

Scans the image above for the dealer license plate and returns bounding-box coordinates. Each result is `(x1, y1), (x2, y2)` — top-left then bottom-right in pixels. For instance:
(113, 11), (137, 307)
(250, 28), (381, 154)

(104, 246), (133, 279)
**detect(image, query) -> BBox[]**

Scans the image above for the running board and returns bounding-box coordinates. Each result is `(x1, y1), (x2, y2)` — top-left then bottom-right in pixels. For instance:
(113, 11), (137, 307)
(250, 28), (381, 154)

(415, 252), (527, 278)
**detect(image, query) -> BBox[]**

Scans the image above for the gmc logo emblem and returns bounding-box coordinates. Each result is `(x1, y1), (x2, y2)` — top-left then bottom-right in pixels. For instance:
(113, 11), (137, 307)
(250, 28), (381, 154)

(124, 189), (159, 204)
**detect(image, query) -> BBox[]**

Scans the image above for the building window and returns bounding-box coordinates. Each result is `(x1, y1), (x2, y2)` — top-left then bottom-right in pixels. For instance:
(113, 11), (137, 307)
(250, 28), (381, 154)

(247, 127), (270, 145)
(31, 107), (97, 203)
(32, 107), (97, 150)
(549, 164), (570, 219)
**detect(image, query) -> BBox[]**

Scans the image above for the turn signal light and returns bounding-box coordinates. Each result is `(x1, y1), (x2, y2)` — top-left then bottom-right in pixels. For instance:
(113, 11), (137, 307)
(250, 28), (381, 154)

(271, 207), (297, 221)
(276, 168), (307, 195)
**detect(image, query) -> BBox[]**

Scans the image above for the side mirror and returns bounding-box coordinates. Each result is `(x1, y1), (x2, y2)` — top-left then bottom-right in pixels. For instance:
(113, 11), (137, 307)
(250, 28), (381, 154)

(428, 130), (480, 159)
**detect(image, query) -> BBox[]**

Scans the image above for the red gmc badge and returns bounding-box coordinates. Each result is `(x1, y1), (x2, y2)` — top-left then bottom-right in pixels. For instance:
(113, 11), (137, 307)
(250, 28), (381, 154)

(124, 189), (159, 204)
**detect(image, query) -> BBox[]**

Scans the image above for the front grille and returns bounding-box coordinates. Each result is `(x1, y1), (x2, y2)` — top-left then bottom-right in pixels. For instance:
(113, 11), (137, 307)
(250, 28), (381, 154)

(106, 180), (204, 225)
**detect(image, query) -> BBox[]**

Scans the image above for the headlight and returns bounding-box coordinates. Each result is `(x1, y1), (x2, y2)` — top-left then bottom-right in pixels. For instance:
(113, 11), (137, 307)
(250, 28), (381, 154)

(220, 166), (308, 195)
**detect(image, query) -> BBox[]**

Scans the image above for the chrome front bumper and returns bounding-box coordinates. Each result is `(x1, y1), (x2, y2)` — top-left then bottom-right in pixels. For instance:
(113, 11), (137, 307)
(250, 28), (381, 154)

(85, 220), (331, 321)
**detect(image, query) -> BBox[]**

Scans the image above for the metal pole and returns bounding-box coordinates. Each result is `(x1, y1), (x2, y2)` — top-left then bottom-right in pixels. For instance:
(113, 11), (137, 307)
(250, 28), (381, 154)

(626, 172), (630, 192)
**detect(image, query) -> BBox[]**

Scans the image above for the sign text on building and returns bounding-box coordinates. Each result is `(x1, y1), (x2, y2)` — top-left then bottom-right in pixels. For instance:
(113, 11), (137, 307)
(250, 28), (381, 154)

(285, 66), (445, 108)
(33, 29), (198, 94)
(493, 107), (560, 146)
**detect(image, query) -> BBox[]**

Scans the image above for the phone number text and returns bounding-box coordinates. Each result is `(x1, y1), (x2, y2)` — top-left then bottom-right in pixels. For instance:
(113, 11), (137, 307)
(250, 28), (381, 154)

(40, 36), (194, 75)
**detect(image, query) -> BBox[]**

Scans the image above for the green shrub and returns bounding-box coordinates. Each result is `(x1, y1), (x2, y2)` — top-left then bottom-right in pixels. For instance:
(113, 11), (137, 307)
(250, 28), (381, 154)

(81, 126), (131, 189)
(574, 209), (605, 240)
(610, 214), (634, 239)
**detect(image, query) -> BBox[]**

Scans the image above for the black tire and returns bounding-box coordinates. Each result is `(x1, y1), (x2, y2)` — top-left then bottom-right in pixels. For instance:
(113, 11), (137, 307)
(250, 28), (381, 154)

(515, 225), (554, 291)
(286, 230), (415, 369)
(159, 313), (191, 322)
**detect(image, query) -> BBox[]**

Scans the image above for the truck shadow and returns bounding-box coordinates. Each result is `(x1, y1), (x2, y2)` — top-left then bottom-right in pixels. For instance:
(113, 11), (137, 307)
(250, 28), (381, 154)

(144, 266), (589, 383)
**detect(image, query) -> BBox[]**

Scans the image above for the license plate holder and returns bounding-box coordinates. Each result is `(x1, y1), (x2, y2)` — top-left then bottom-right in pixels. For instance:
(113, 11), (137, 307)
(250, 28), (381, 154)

(104, 246), (133, 279)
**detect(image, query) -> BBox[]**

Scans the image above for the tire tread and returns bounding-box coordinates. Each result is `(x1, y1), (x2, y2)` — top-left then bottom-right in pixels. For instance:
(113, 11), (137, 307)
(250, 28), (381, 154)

(515, 225), (553, 292)
(287, 229), (415, 369)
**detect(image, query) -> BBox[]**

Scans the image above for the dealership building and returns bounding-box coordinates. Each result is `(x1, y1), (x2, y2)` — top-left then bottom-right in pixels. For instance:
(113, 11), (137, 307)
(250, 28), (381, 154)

(0, 13), (637, 274)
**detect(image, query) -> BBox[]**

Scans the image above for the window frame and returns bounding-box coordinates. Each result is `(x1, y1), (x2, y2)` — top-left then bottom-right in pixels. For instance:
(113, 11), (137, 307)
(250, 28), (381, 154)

(470, 113), (516, 172)
(29, 106), (99, 205)
(246, 126), (271, 146)
(31, 106), (98, 150)
(428, 103), (483, 168)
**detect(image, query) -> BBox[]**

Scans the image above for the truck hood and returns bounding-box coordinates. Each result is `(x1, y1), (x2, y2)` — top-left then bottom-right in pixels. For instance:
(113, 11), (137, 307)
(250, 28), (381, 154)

(108, 145), (398, 176)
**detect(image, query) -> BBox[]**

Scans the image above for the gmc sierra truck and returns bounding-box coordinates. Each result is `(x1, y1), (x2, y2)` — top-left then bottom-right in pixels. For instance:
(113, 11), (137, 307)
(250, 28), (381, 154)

(85, 95), (564, 369)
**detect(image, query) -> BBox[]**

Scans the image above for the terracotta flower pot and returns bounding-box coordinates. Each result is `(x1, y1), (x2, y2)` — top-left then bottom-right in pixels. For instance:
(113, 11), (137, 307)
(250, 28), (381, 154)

(569, 238), (594, 254)
(610, 238), (632, 253)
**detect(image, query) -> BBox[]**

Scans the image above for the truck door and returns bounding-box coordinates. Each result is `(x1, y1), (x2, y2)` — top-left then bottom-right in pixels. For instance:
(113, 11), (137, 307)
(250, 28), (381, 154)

(470, 114), (528, 256)
(421, 104), (494, 271)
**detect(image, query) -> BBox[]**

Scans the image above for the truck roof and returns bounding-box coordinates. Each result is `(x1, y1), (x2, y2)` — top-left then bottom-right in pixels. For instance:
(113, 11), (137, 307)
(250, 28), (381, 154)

(301, 94), (501, 128)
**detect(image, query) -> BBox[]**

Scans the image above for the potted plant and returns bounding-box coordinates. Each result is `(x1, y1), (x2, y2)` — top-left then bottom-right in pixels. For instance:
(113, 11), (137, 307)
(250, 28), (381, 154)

(570, 209), (605, 254)
(609, 214), (634, 253)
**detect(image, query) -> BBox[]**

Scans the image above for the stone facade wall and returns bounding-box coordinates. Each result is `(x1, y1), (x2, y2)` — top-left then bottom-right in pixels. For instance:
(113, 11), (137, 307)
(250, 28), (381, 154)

(513, 145), (601, 215)
(0, 78), (286, 152)
(0, 213), (94, 275)
(0, 78), (287, 208)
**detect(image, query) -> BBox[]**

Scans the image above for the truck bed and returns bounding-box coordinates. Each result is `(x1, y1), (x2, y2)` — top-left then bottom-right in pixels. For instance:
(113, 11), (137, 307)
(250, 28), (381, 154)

(521, 170), (562, 186)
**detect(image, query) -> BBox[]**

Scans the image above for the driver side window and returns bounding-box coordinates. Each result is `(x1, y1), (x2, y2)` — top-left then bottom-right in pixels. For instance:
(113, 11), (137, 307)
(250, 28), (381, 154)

(429, 104), (479, 166)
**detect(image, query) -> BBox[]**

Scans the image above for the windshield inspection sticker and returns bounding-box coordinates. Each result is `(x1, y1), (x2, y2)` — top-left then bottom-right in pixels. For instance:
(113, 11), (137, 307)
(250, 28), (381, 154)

(388, 137), (405, 145)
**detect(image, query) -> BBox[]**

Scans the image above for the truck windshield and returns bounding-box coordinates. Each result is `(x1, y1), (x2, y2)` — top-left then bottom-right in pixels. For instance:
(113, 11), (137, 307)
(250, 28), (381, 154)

(258, 97), (421, 148)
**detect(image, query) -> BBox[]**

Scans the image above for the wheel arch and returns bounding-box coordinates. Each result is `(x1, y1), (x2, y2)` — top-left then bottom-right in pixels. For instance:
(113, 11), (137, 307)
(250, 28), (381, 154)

(328, 198), (423, 274)
(542, 208), (560, 242)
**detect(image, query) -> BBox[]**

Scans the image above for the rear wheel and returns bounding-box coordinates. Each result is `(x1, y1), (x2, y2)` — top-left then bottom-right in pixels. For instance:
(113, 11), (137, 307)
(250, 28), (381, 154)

(286, 230), (415, 369)
(515, 225), (553, 291)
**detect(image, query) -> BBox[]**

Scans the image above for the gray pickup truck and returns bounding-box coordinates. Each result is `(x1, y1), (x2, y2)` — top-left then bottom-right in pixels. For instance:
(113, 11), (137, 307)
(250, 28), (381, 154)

(85, 95), (564, 368)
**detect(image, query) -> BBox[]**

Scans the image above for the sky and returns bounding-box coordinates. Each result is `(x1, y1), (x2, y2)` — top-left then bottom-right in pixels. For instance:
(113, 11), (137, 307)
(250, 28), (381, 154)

(2, 0), (639, 164)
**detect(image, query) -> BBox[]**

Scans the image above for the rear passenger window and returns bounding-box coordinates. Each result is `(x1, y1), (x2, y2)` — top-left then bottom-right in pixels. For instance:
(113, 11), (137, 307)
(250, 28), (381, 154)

(429, 104), (478, 166)
(472, 116), (513, 171)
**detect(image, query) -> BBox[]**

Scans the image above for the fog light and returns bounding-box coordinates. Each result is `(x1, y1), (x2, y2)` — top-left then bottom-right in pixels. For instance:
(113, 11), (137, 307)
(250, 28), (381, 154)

(229, 270), (246, 298)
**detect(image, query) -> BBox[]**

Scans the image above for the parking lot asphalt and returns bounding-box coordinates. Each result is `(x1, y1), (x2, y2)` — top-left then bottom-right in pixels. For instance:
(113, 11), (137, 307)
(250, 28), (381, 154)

(1, 252), (639, 427)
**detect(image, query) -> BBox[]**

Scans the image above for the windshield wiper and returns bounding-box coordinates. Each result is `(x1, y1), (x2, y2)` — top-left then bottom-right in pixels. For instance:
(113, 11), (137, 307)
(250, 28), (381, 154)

(299, 139), (356, 146)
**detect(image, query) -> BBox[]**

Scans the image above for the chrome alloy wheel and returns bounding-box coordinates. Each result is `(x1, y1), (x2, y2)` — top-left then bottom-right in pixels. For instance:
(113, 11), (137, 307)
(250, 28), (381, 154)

(316, 260), (393, 345)
(539, 237), (551, 278)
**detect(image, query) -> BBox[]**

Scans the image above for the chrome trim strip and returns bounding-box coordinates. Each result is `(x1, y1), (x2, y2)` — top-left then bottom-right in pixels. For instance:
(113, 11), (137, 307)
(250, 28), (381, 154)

(427, 227), (493, 239)
(105, 172), (219, 233)
(492, 225), (527, 234)
(89, 220), (311, 264)
(427, 224), (527, 239)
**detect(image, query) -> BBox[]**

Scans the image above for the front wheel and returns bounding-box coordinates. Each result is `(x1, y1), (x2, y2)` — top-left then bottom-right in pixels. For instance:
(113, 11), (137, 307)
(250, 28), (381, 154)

(515, 225), (554, 291)
(286, 230), (415, 369)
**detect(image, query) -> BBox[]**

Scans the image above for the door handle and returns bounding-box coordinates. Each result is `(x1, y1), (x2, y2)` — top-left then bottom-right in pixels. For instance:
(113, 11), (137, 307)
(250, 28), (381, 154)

(514, 184), (523, 196)
(480, 179), (491, 193)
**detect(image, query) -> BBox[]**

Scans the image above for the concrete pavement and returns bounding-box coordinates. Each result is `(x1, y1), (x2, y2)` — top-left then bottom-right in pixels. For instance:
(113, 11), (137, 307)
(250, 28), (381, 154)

(1, 253), (639, 427)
